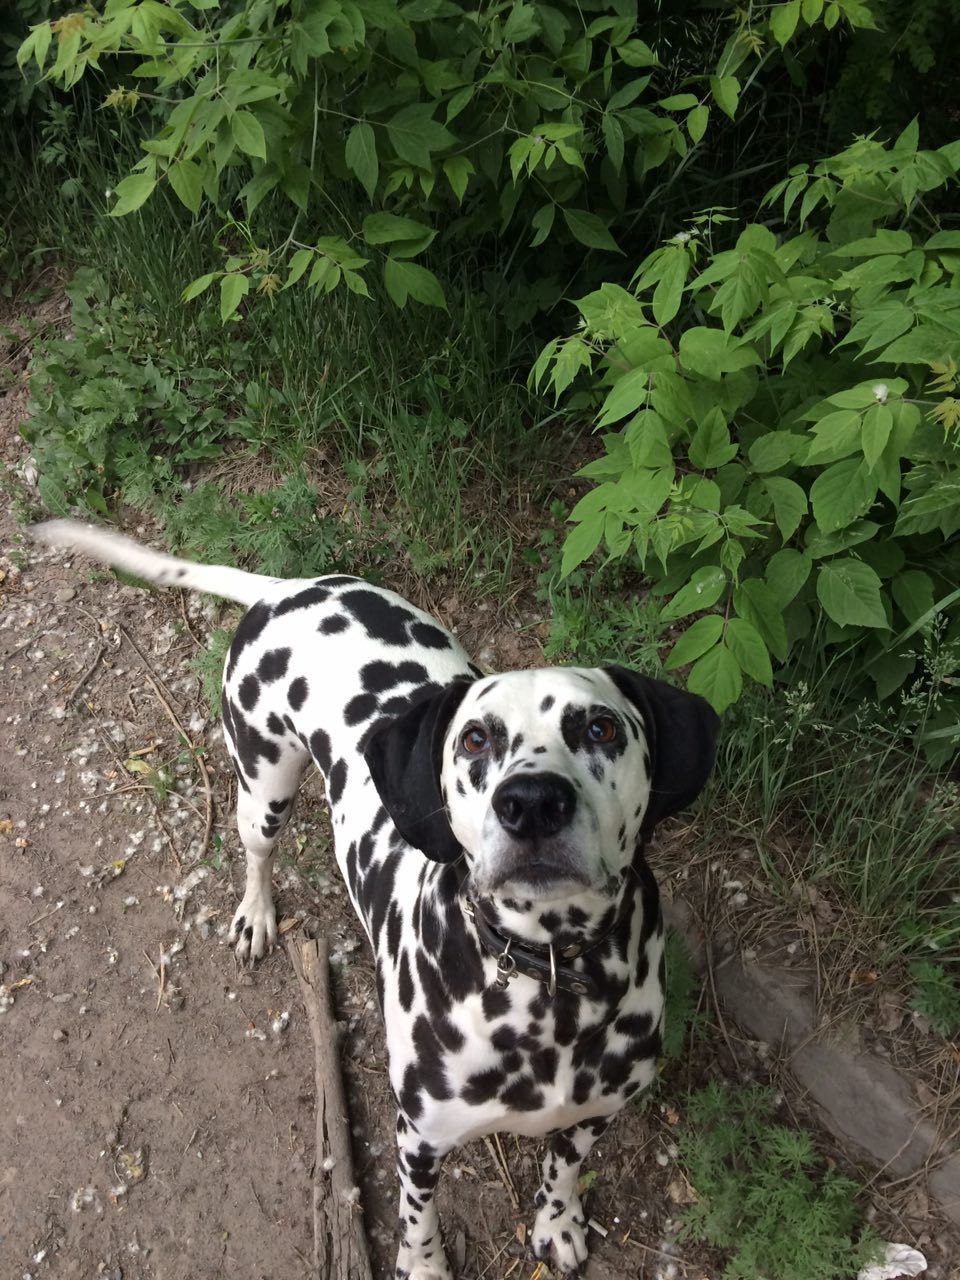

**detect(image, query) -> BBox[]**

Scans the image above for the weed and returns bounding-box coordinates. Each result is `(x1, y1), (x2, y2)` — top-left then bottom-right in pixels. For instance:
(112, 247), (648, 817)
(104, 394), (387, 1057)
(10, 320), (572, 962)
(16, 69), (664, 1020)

(697, 668), (960, 980)
(909, 960), (960, 1038)
(663, 929), (700, 1062)
(678, 1082), (880, 1280)
(192, 627), (234, 719)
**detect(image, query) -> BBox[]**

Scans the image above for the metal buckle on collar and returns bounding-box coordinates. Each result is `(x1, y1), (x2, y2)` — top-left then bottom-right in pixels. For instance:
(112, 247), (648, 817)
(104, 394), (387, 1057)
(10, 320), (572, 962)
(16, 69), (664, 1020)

(495, 941), (516, 988)
(547, 943), (557, 998)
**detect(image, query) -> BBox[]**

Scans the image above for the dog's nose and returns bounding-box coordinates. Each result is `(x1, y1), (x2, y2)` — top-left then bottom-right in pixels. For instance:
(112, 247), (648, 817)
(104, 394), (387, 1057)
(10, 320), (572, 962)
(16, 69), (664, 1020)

(492, 773), (577, 839)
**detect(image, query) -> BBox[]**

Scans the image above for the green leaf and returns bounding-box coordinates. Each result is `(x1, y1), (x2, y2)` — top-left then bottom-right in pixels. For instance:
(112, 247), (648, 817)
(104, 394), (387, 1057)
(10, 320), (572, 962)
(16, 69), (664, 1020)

(657, 94), (700, 110)
(167, 158), (203, 213)
(181, 272), (218, 302)
(220, 272), (249, 322)
(661, 565), (727, 621)
(734, 578), (789, 660)
(709, 74), (740, 120)
(689, 409), (738, 470)
(652, 247), (688, 326)
(679, 327), (759, 377)
(442, 155), (473, 204)
(562, 208), (622, 254)
(530, 203), (555, 248)
(748, 432), (802, 474)
(601, 113), (624, 171)
(686, 104), (709, 143)
(725, 617), (773, 686)
(387, 103), (455, 169)
(770, 1), (801, 47)
(817, 558), (888, 628)
(810, 459), (878, 533)
(362, 212), (435, 248)
(665, 615), (725, 669)
(502, 1), (540, 42)
(688, 642), (742, 713)
(891, 569), (935, 623)
(345, 122), (379, 200)
(283, 248), (313, 289)
(803, 409), (862, 465)
(383, 259), (446, 310)
(231, 110), (266, 160)
(764, 548), (812, 607)
(109, 172), (156, 216)
(561, 511), (605, 576)
(763, 476), (807, 540)
(861, 403), (893, 469)
(597, 368), (650, 428)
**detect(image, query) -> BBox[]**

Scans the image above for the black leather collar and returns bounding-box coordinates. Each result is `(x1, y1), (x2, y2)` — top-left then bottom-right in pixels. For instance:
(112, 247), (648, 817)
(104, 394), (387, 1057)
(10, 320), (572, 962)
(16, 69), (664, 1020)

(463, 891), (631, 1000)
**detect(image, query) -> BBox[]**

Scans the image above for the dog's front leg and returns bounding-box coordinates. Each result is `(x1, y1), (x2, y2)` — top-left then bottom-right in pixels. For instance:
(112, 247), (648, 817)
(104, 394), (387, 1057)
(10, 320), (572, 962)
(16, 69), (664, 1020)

(531, 1113), (617, 1274)
(394, 1114), (453, 1280)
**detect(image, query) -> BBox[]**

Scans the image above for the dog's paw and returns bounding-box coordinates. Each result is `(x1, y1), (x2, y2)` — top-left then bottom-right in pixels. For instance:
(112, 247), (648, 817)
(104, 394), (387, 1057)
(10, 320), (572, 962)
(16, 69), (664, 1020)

(532, 1197), (589, 1275)
(395, 1245), (453, 1280)
(228, 893), (277, 962)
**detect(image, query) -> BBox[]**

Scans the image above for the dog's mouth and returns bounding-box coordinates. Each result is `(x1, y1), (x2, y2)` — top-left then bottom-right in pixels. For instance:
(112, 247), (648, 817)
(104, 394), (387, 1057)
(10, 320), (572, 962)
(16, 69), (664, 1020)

(485, 845), (591, 894)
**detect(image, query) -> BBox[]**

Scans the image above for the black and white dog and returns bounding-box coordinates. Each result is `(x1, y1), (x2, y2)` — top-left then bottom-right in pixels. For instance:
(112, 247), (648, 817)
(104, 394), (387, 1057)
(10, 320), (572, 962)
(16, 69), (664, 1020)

(32, 520), (718, 1279)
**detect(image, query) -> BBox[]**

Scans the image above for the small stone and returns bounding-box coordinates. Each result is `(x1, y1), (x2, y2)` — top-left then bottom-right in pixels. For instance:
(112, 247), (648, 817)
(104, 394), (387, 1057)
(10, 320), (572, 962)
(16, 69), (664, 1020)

(55, 587), (77, 603)
(53, 1028), (68, 1042)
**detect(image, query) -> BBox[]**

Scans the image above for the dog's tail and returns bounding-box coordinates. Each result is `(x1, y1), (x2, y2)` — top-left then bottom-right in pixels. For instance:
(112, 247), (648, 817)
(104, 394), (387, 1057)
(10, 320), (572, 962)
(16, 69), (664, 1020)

(30, 519), (281, 608)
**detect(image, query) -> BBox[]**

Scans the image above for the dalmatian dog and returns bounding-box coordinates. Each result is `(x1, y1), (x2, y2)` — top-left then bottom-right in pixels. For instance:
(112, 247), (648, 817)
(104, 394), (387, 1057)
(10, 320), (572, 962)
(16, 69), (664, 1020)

(32, 520), (719, 1279)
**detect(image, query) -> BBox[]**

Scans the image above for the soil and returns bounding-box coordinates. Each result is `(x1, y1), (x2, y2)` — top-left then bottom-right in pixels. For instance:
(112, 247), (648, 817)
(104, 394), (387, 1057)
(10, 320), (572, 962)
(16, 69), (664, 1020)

(1, 287), (957, 1280)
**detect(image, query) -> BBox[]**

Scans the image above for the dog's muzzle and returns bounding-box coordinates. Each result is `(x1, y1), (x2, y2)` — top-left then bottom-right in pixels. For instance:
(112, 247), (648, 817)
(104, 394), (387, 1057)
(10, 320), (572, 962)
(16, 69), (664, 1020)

(491, 772), (577, 839)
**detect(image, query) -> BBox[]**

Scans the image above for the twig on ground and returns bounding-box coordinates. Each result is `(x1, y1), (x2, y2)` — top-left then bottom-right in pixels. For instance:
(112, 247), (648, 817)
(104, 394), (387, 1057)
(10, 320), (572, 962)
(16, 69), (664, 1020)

(483, 1133), (521, 1212)
(285, 934), (374, 1280)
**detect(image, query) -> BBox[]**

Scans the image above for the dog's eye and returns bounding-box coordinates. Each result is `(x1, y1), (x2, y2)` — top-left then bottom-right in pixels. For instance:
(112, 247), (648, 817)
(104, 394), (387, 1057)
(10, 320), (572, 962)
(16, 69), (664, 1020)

(586, 716), (617, 745)
(461, 726), (489, 754)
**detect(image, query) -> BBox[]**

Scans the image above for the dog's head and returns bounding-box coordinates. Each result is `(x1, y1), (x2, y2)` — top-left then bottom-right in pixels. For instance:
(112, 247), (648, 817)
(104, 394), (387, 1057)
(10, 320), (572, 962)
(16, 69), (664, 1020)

(364, 666), (719, 903)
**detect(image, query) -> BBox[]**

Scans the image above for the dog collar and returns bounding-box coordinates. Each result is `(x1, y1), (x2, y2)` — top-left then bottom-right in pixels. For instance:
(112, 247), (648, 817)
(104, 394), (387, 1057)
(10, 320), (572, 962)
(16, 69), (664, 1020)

(463, 894), (627, 1000)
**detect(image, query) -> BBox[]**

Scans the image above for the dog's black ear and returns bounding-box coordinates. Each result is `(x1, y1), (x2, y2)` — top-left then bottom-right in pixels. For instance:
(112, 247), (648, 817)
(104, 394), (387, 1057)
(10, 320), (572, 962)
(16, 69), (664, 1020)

(605, 666), (720, 838)
(363, 679), (474, 861)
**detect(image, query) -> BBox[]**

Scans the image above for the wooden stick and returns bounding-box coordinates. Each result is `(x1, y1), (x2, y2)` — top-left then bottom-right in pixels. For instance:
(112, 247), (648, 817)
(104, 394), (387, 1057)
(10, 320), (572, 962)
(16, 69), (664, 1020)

(286, 936), (374, 1280)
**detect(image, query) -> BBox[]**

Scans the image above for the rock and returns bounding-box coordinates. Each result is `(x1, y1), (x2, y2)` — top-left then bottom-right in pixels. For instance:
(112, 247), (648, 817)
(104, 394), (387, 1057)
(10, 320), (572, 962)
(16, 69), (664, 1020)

(54, 587), (76, 603)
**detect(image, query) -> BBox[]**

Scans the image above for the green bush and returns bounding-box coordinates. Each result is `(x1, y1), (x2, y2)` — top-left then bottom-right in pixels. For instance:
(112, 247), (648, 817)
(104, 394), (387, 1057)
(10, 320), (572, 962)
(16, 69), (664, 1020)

(533, 126), (960, 759)
(16, 0), (877, 319)
(679, 1082), (879, 1280)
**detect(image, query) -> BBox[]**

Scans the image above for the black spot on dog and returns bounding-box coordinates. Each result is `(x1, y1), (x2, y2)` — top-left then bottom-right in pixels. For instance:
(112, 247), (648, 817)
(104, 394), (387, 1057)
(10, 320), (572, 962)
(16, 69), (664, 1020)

(310, 728), (332, 775)
(226, 698), (280, 778)
(476, 680), (499, 700)
(273, 585), (331, 617)
(287, 676), (308, 710)
(266, 711), (285, 737)
(361, 660), (430, 693)
(467, 757), (488, 790)
(386, 901), (403, 963)
(462, 1067), (506, 1105)
(455, 778), (466, 797)
(500, 1076), (544, 1110)
(510, 733), (524, 755)
(531, 1047), (558, 1085)
(399, 1064), (424, 1119)
(410, 621), (452, 650)
(533, 745), (547, 755)
(412, 1016), (453, 1099)
(342, 589), (417, 646)
(540, 695), (555, 712)
(318, 613), (349, 634)
(398, 951), (414, 1012)
(257, 647), (290, 682)
(329, 759), (348, 805)
(482, 986), (511, 1020)
(226, 602), (272, 679)
(238, 674), (260, 712)
(345, 693), (379, 726)
(269, 798), (288, 814)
